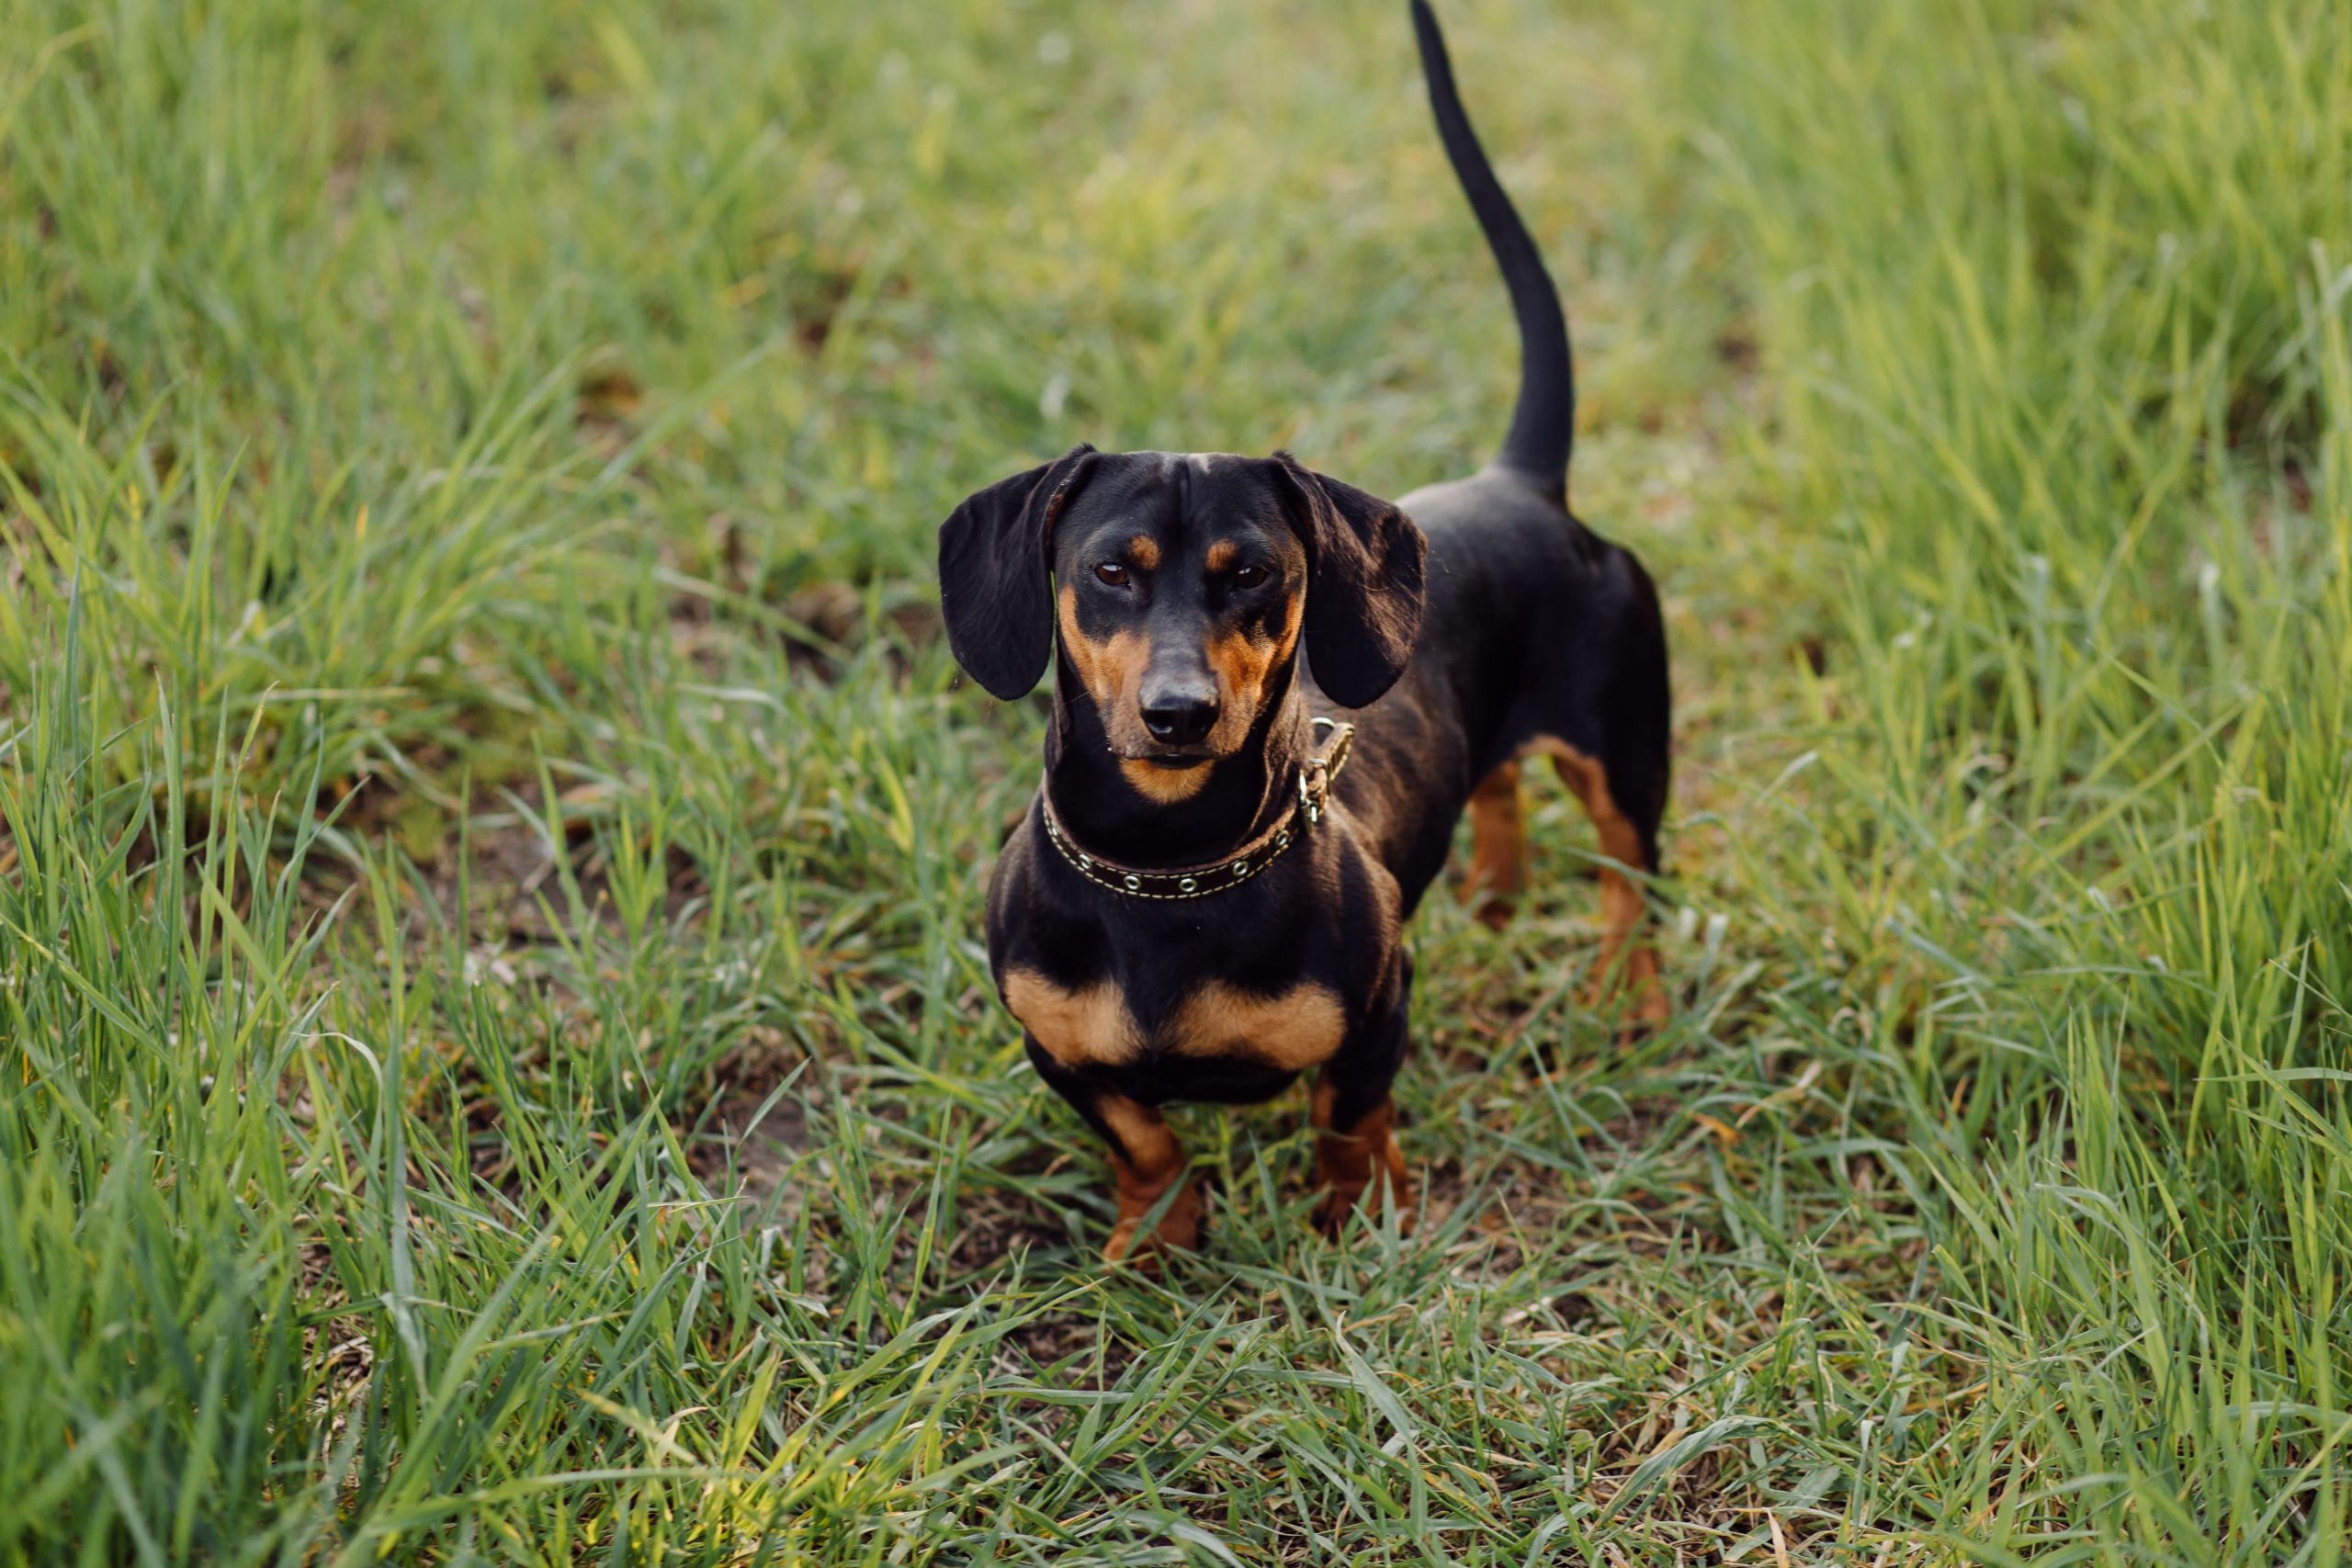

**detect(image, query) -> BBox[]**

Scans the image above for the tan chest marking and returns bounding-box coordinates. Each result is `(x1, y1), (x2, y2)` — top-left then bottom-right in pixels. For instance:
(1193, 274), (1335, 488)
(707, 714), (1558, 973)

(1003, 969), (1142, 1066)
(1170, 980), (1348, 1071)
(1003, 969), (1348, 1073)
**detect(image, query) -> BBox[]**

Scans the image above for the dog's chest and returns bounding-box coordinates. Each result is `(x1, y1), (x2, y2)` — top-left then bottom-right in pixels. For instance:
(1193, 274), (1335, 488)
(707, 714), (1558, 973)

(1001, 966), (1346, 1073)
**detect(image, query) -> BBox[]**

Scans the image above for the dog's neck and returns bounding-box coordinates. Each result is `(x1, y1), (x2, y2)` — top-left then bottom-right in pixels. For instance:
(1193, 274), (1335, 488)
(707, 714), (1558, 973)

(1043, 656), (1310, 869)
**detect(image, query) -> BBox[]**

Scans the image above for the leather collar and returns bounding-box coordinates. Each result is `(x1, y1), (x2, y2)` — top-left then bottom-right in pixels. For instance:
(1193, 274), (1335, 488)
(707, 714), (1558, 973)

(1038, 718), (1356, 900)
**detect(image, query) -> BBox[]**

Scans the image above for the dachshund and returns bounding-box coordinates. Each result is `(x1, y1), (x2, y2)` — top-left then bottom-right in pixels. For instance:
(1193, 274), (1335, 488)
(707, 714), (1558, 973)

(937, 0), (1669, 1261)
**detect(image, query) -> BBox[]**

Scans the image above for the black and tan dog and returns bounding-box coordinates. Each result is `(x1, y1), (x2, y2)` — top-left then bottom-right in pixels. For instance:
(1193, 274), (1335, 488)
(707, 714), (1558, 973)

(938, 1), (1669, 1262)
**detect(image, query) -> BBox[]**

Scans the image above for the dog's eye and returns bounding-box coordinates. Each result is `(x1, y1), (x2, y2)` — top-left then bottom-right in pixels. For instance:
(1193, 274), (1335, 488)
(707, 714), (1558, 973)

(1094, 562), (1129, 587)
(1231, 563), (1268, 589)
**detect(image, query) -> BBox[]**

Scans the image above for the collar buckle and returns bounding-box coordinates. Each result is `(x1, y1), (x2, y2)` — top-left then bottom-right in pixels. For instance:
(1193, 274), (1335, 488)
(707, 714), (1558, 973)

(1299, 756), (1329, 826)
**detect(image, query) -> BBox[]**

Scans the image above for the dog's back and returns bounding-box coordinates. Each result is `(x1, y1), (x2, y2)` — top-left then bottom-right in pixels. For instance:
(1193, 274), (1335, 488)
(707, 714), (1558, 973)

(1314, 3), (1670, 929)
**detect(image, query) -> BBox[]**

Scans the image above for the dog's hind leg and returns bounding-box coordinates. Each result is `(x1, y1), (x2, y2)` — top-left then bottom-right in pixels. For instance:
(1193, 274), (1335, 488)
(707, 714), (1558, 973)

(1528, 738), (1666, 1024)
(1459, 760), (1524, 929)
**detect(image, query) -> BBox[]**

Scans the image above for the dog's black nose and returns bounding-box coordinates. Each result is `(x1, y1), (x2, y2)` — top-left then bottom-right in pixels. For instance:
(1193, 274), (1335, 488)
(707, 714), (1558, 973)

(1140, 692), (1219, 747)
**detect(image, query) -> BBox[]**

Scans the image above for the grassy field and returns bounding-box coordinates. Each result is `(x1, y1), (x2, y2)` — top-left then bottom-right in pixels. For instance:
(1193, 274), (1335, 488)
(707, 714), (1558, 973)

(4, 0), (2350, 1560)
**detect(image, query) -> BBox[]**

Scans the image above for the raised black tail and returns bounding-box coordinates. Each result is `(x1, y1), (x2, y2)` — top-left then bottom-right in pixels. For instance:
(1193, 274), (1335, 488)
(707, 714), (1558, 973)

(1409, 0), (1573, 500)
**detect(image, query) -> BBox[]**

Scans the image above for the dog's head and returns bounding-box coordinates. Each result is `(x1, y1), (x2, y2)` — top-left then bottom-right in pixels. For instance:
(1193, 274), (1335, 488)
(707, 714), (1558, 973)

(939, 448), (1425, 773)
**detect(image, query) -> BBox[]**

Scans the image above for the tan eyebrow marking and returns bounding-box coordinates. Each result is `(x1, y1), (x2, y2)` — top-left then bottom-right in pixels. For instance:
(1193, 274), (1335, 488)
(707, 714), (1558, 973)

(1204, 540), (1238, 572)
(1127, 535), (1161, 570)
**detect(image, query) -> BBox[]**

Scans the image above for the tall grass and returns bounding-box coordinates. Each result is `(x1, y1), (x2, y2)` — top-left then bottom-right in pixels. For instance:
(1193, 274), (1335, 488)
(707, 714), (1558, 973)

(1644, 0), (2352, 1552)
(1, 0), (2346, 1559)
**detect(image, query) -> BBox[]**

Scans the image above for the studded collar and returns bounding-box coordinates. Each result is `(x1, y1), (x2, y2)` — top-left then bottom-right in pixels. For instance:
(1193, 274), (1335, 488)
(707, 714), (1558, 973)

(1038, 717), (1356, 900)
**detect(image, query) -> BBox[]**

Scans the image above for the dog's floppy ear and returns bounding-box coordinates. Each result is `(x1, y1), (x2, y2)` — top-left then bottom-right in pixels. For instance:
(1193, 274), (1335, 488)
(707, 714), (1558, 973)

(937, 445), (1098, 700)
(1272, 452), (1426, 708)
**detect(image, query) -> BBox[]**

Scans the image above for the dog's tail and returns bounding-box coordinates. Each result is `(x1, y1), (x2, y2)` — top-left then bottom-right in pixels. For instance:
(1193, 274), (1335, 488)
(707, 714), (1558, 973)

(1409, 0), (1572, 502)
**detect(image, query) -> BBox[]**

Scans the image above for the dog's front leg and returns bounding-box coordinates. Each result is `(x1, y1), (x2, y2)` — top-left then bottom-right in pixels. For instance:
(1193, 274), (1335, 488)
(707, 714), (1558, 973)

(1025, 1039), (1202, 1263)
(1094, 1094), (1204, 1263)
(1310, 984), (1415, 1237)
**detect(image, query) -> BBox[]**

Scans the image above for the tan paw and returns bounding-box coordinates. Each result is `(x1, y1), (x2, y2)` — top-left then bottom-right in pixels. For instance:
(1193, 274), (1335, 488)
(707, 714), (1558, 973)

(1102, 1179), (1204, 1267)
(1311, 1150), (1413, 1240)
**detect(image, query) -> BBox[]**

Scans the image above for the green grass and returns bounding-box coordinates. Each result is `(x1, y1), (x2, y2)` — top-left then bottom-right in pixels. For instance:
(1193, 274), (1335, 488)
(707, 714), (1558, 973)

(3, 0), (2349, 1560)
